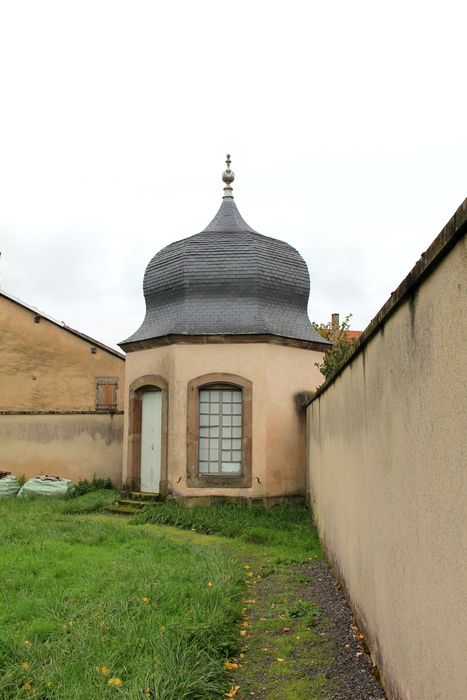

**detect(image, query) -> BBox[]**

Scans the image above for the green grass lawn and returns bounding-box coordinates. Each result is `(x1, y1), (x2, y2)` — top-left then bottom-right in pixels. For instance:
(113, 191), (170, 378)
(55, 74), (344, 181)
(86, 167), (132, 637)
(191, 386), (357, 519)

(132, 501), (322, 563)
(0, 493), (243, 699)
(0, 493), (329, 699)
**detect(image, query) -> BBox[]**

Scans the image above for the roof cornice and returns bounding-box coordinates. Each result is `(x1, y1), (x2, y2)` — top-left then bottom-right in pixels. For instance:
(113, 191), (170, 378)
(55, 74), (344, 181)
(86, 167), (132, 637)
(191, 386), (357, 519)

(119, 333), (330, 353)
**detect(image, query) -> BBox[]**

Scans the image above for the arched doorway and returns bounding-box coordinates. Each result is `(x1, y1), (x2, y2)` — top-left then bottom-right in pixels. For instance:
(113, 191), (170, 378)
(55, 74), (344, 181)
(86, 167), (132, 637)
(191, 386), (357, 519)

(140, 390), (162, 492)
(127, 375), (168, 494)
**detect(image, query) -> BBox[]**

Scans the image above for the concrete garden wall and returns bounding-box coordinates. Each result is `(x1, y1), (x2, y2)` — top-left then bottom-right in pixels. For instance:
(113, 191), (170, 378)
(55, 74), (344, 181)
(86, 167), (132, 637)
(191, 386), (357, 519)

(307, 199), (467, 699)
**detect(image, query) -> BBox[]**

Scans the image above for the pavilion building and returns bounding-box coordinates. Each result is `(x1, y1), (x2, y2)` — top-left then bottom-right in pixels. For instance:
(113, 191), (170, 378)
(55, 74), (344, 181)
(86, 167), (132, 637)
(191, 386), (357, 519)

(119, 157), (329, 503)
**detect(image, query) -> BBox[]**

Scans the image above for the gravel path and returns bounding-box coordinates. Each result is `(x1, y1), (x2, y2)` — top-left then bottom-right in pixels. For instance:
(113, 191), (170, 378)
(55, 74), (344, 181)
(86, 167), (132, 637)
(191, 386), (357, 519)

(301, 560), (386, 700)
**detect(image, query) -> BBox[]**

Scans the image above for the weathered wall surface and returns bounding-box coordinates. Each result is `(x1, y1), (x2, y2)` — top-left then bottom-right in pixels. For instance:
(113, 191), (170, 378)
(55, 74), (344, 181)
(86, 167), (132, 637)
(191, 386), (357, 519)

(123, 341), (324, 498)
(307, 201), (466, 699)
(0, 294), (125, 484)
(0, 414), (123, 484)
(0, 295), (125, 412)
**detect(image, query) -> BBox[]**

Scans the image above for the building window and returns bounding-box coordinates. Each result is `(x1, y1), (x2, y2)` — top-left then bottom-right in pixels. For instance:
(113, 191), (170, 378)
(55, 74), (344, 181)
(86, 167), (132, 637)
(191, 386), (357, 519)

(187, 373), (252, 488)
(96, 377), (118, 412)
(199, 386), (243, 475)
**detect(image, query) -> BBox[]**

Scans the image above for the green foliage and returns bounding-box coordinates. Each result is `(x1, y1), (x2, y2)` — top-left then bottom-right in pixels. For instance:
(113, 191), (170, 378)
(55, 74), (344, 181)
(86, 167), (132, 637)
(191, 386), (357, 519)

(73, 475), (113, 496)
(312, 313), (358, 381)
(0, 496), (243, 698)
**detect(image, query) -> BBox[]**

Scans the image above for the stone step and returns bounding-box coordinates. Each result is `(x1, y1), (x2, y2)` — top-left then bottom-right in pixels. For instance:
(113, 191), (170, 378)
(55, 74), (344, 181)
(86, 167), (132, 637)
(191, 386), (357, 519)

(129, 491), (163, 502)
(103, 504), (141, 516)
(115, 499), (147, 508)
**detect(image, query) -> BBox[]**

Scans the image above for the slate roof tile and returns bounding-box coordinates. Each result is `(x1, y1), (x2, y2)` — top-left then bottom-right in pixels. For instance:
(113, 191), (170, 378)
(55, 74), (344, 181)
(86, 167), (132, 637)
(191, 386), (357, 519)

(121, 197), (328, 347)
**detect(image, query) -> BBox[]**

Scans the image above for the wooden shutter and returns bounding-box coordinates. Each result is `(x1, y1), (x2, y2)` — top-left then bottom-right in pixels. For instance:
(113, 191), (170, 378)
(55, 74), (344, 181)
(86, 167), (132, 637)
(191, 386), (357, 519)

(96, 377), (118, 412)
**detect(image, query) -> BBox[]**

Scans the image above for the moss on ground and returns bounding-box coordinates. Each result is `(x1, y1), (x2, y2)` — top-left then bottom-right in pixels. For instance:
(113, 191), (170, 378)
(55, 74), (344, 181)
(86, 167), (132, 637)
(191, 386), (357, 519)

(228, 562), (337, 699)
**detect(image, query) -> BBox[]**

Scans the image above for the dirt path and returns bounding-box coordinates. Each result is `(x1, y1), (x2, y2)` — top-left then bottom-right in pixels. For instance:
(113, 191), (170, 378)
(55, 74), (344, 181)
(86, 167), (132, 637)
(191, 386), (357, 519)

(228, 558), (386, 700)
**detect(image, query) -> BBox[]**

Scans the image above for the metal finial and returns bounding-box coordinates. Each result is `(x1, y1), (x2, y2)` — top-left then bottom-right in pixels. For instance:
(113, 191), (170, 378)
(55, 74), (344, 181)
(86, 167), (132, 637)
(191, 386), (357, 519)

(222, 153), (235, 198)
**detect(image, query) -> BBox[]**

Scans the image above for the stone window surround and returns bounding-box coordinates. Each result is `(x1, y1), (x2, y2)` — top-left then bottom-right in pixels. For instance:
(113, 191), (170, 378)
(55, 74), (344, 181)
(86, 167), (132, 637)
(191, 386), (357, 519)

(187, 373), (253, 488)
(127, 374), (168, 495)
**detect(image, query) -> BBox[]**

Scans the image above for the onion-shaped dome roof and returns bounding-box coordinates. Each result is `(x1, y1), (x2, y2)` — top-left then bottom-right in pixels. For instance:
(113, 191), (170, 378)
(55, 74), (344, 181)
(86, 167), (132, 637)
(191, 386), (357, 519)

(121, 156), (328, 349)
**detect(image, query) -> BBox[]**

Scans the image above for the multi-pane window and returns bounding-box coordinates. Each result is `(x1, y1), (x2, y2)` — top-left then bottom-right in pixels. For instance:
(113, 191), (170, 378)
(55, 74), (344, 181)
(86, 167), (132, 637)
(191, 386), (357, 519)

(198, 386), (242, 475)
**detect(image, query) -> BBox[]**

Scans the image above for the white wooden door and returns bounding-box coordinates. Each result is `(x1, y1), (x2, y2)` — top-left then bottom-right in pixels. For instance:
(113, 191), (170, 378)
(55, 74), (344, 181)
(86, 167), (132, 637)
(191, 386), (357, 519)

(140, 391), (162, 493)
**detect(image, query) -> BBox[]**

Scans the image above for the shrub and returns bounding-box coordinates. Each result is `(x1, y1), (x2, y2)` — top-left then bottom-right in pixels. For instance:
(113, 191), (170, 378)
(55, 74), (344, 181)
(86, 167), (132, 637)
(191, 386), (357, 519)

(73, 476), (113, 496)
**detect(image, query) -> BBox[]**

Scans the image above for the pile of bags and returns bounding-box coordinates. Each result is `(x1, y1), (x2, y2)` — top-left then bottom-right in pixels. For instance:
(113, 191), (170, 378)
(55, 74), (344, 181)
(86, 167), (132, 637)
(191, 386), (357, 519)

(0, 473), (75, 498)
(0, 472), (21, 497)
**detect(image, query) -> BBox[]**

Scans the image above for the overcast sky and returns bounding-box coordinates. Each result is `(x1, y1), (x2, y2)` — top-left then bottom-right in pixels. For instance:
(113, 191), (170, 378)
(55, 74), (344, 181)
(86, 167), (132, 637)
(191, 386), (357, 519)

(1, 0), (466, 350)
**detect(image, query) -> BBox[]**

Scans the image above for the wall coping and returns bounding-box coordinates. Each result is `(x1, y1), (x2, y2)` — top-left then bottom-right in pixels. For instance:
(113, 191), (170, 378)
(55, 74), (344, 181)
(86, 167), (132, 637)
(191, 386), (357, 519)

(307, 197), (467, 405)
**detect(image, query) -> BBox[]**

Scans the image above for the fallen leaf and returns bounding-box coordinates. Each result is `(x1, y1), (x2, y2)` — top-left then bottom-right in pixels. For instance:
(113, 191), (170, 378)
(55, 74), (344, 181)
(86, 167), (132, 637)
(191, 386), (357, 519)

(107, 677), (122, 686)
(224, 661), (240, 670)
(243, 565), (250, 570)
(246, 572), (253, 578)
(225, 686), (240, 697)
(276, 658), (285, 662)
(207, 582), (213, 588)
(282, 626), (290, 633)
(240, 630), (247, 637)
(242, 621), (249, 628)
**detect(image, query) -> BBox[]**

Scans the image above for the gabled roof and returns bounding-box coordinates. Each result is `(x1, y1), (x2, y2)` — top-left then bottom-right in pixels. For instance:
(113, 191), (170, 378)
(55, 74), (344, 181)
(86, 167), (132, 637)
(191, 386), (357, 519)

(346, 330), (362, 341)
(0, 289), (125, 360)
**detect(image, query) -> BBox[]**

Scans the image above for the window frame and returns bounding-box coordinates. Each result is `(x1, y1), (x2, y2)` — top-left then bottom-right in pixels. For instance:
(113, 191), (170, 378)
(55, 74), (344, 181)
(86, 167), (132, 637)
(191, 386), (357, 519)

(187, 373), (252, 488)
(96, 376), (119, 412)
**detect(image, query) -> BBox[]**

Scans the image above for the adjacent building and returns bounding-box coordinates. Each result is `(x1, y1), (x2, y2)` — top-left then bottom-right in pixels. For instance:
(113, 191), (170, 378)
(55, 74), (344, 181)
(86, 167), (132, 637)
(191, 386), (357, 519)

(0, 290), (125, 484)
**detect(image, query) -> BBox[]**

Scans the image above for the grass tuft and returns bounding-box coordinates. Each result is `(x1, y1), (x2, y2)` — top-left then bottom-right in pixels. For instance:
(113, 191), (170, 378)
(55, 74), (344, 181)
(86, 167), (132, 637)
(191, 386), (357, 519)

(60, 489), (119, 514)
(133, 502), (322, 561)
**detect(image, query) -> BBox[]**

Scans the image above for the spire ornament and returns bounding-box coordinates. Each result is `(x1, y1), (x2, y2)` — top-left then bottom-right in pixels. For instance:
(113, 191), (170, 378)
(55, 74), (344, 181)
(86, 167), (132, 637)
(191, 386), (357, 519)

(222, 153), (235, 198)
